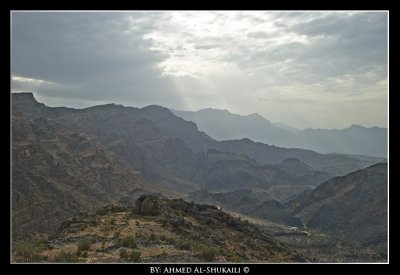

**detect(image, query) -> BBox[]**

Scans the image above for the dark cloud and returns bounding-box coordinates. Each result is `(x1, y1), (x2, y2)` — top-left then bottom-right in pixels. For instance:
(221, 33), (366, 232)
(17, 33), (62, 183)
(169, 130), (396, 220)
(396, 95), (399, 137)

(11, 12), (184, 108)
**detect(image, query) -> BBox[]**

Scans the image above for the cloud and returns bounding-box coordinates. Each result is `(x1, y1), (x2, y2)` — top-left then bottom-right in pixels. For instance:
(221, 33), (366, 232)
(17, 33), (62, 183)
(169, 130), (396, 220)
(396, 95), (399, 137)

(247, 31), (277, 39)
(11, 11), (388, 129)
(11, 12), (185, 108)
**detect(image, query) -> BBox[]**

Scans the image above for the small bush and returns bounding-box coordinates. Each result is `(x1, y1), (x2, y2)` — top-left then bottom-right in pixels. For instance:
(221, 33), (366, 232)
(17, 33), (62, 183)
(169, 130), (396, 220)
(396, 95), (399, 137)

(228, 255), (242, 262)
(198, 245), (218, 261)
(113, 231), (120, 239)
(119, 248), (141, 262)
(165, 236), (176, 244)
(176, 239), (192, 251)
(117, 236), (137, 248)
(77, 240), (90, 251)
(150, 233), (156, 241)
(76, 240), (90, 256)
(161, 218), (169, 227)
(119, 248), (128, 259)
(15, 241), (47, 262)
(54, 252), (80, 263)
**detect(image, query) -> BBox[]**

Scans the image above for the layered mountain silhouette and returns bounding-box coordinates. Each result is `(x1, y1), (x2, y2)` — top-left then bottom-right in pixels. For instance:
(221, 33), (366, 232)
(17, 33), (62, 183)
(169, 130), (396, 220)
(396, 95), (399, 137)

(172, 108), (387, 158)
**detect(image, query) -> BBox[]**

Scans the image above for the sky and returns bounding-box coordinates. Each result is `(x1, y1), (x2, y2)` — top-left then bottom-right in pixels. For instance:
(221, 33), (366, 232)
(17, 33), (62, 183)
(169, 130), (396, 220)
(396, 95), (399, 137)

(11, 11), (388, 130)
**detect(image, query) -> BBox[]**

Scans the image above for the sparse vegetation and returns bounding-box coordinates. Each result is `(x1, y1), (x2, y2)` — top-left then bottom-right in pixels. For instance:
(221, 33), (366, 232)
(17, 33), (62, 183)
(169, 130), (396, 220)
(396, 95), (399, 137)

(76, 239), (91, 256)
(117, 236), (137, 248)
(198, 245), (218, 261)
(54, 252), (80, 263)
(15, 195), (320, 263)
(161, 218), (169, 227)
(119, 248), (141, 262)
(227, 255), (243, 262)
(113, 231), (120, 239)
(176, 239), (192, 250)
(14, 241), (47, 262)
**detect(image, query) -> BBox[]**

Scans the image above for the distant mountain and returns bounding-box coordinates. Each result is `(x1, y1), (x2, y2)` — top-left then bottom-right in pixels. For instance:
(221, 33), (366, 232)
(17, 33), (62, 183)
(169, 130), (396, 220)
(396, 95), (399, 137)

(208, 138), (374, 176)
(172, 108), (387, 158)
(172, 108), (294, 147)
(273, 122), (300, 133)
(298, 125), (387, 158)
(284, 163), (387, 254)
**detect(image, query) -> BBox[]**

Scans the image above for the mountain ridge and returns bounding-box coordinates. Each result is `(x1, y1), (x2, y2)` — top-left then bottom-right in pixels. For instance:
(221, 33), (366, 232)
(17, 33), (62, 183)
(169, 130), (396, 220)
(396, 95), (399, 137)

(172, 108), (387, 158)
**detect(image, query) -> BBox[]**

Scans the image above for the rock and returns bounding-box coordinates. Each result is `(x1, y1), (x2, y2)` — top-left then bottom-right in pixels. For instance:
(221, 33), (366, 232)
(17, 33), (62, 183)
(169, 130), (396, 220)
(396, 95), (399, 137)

(135, 195), (161, 216)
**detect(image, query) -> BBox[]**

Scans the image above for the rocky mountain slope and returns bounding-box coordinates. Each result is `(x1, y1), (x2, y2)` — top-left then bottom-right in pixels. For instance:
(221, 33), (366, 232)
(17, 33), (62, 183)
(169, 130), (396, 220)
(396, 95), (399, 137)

(285, 163), (387, 254)
(13, 93), (348, 201)
(12, 195), (305, 263)
(12, 110), (160, 239)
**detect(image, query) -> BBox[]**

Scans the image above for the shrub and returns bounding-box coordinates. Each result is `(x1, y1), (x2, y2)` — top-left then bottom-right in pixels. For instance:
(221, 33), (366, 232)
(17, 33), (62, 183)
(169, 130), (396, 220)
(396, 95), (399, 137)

(15, 241), (47, 262)
(176, 239), (192, 250)
(119, 248), (141, 262)
(165, 236), (176, 244)
(117, 236), (137, 248)
(161, 218), (169, 227)
(198, 245), (218, 261)
(54, 252), (80, 263)
(119, 248), (128, 259)
(77, 240), (90, 251)
(76, 240), (90, 256)
(228, 255), (242, 262)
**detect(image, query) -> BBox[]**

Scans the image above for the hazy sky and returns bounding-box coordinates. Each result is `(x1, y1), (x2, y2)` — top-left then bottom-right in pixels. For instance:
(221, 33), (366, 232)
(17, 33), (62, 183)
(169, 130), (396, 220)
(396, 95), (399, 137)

(11, 11), (388, 129)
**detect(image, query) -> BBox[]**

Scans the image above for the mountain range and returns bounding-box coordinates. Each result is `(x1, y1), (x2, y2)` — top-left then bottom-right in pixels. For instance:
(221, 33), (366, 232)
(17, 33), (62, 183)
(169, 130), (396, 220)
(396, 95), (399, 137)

(11, 92), (388, 262)
(172, 108), (387, 158)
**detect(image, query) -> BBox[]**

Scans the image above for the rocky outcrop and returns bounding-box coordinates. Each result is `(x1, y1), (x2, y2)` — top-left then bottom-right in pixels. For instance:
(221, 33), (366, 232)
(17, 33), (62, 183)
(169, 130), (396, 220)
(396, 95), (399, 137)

(135, 195), (161, 216)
